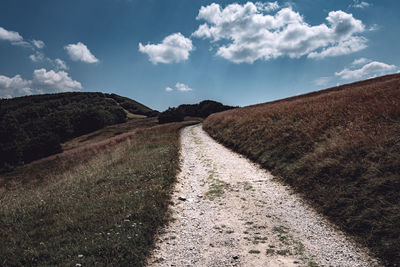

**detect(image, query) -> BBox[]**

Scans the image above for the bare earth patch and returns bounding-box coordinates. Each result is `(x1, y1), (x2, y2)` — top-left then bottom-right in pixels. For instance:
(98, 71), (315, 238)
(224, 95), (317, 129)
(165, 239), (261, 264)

(148, 125), (379, 266)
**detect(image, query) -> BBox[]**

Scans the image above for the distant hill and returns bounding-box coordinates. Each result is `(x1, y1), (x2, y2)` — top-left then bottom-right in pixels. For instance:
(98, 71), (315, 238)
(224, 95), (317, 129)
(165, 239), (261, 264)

(203, 73), (400, 265)
(0, 92), (157, 172)
(107, 93), (159, 117)
(158, 100), (237, 124)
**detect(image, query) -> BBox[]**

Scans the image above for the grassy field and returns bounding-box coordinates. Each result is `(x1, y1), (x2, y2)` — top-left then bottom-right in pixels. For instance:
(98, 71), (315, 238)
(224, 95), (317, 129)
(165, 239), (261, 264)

(62, 117), (158, 151)
(203, 73), (400, 266)
(0, 119), (196, 266)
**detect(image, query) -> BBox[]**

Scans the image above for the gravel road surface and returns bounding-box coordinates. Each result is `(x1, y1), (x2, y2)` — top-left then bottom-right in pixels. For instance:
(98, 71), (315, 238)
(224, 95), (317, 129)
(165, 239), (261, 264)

(148, 124), (379, 267)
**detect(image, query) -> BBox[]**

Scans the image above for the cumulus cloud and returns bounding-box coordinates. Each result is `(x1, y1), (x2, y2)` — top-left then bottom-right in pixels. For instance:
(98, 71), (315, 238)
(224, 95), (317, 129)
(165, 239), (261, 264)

(165, 82), (193, 92)
(32, 39), (45, 49)
(29, 51), (46, 62)
(175, 82), (193, 91)
(335, 61), (397, 80)
(0, 27), (47, 50)
(32, 68), (82, 92)
(54, 59), (68, 70)
(64, 42), (99, 63)
(351, 57), (370, 66)
(308, 37), (367, 59)
(0, 74), (32, 98)
(0, 27), (71, 69)
(0, 69), (82, 98)
(139, 33), (193, 64)
(0, 26), (35, 48)
(192, 3), (367, 63)
(29, 51), (69, 70)
(0, 26), (23, 42)
(350, 0), (370, 9)
(255, 1), (279, 12)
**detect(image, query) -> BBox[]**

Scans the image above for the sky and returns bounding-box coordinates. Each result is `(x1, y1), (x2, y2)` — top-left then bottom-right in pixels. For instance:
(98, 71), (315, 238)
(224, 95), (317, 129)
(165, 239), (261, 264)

(0, 0), (399, 111)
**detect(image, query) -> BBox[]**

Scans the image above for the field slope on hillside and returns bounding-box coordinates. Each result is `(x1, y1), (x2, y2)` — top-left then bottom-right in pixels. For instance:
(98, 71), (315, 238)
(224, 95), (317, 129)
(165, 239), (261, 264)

(203, 73), (400, 266)
(0, 92), (157, 172)
(0, 120), (194, 266)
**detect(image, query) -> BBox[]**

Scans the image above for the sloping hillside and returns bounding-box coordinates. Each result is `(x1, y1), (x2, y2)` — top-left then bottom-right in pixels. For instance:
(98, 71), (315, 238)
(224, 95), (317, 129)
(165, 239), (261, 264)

(0, 92), (157, 172)
(107, 93), (159, 117)
(203, 73), (400, 266)
(0, 120), (195, 266)
(158, 100), (237, 124)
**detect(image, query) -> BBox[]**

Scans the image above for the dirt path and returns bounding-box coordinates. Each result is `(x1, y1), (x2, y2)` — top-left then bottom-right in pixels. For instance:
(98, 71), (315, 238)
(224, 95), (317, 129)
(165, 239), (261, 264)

(148, 124), (379, 266)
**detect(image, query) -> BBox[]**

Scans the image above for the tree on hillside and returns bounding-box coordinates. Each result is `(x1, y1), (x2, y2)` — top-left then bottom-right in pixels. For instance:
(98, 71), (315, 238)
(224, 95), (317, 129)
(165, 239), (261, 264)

(158, 100), (237, 124)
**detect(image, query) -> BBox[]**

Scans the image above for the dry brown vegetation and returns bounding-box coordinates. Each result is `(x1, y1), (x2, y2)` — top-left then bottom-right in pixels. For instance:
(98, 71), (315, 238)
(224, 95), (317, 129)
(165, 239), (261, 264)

(203, 73), (400, 266)
(0, 119), (197, 266)
(62, 117), (158, 151)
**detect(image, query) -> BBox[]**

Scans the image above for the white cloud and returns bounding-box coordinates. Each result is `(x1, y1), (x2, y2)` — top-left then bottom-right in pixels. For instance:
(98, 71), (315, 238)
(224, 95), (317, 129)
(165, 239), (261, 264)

(255, 1), (279, 12)
(175, 82), (192, 91)
(0, 69), (82, 98)
(192, 3), (367, 63)
(314, 76), (331, 86)
(54, 59), (68, 70)
(29, 51), (46, 62)
(0, 26), (33, 47)
(64, 42), (99, 63)
(0, 27), (70, 69)
(335, 61), (397, 80)
(32, 39), (45, 49)
(32, 68), (82, 92)
(351, 57), (370, 66)
(350, 0), (370, 9)
(29, 51), (69, 70)
(139, 33), (193, 64)
(307, 36), (367, 59)
(0, 27), (47, 50)
(368, 24), (379, 31)
(0, 26), (23, 42)
(0, 74), (32, 98)
(165, 82), (193, 92)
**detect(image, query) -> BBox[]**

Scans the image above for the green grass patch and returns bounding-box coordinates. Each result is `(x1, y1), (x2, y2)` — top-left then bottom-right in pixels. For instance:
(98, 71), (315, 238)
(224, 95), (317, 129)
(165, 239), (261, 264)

(205, 179), (227, 200)
(0, 121), (194, 266)
(243, 181), (253, 190)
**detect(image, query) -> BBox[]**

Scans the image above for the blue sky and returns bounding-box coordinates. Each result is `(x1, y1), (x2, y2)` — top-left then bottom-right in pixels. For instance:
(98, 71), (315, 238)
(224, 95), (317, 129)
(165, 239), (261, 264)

(0, 0), (399, 111)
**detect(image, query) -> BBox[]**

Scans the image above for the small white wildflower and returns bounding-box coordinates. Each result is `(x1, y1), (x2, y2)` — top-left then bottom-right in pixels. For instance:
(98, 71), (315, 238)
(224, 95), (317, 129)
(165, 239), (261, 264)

(78, 254), (83, 258)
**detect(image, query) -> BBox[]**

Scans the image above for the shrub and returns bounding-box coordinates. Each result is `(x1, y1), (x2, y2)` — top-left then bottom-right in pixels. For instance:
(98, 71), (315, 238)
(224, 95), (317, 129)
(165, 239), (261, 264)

(158, 100), (236, 124)
(158, 108), (184, 124)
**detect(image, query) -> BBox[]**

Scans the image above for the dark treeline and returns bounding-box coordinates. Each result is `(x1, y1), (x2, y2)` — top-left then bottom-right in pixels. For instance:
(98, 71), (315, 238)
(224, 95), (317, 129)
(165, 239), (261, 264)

(0, 92), (156, 173)
(158, 100), (237, 124)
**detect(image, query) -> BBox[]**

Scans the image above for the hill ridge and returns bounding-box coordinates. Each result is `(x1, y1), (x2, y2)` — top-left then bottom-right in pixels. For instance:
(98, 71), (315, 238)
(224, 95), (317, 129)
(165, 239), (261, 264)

(0, 91), (157, 172)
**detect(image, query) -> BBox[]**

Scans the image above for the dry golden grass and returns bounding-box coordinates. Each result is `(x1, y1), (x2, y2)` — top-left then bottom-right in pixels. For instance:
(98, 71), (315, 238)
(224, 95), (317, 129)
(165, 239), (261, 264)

(62, 117), (158, 151)
(0, 120), (197, 266)
(127, 113), (148, 119)
(204, 73), (400, 266)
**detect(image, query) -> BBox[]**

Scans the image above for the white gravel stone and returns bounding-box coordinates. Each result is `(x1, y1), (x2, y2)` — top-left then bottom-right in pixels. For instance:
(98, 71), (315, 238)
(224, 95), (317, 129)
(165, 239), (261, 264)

(147, 125), (380, 267)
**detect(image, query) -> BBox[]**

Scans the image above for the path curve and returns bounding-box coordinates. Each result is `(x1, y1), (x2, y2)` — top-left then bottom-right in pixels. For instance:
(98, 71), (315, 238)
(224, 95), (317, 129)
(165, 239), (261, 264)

(148, 124), (379, 267)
